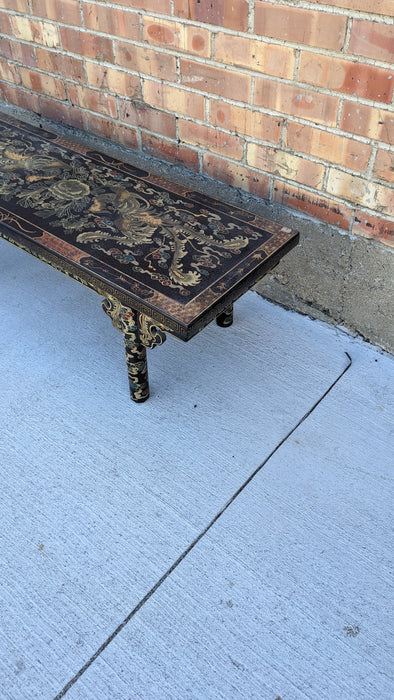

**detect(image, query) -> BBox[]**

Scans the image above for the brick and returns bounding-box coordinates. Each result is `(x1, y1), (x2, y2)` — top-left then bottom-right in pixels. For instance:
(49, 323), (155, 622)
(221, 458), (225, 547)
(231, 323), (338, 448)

(273, 180), (354, 231)
(116, 42), (177, 81)
(286, 123), (371, 172)
(214, 33), (294, 80)
(0, 0), (29, 11)
(210, 100), (282, 144)
(0, 60), (21, 85)
(94, 0), (171, 12)
(141, 132), (200, 171)
(36, 48), (83, 81)
(12, 17), (60, 48)
(41, 96), (85, 129)
(349, 21), (394, 64)
(143, 17), (210, 58)
(67, 84), (117, 118)
(86, 62), (141, 99)
(327, 168), (393, 214)
(340, 102), (394, 146)
(255, 2), (347, 51)
(1, 40), (37, 67)
(119, 99), (176, 139)
(180, 59), (251, 103)
(87, 113), (139, 150)
(0, 10), (11, 34)
(174, 0), (249, 31)
(144, 80), (205, 120)
(0, 39), (12, 61)
(247, 143), (325, 188)
(83, 5), (140, 41)
(60, 28), (114, 62)
(179, 120), (245, 160)
(313, 0), (393, 16)
(20, 68), (67, 100)
(203, 153), (271, 199)
(374, 150), (394, 183)
(0, 82), (40, 112)
(31, 0), (81, 26)
(352, 212), (394, 247)
(255, 79), (339, 126)
(11, 42), (37, 68)
(298, 53), (393, 104)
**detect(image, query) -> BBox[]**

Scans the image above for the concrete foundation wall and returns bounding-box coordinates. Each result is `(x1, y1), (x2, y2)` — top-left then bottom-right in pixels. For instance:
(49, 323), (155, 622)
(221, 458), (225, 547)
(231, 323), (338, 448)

(1, 102), (393, 354)
(255, 222), (394, 354)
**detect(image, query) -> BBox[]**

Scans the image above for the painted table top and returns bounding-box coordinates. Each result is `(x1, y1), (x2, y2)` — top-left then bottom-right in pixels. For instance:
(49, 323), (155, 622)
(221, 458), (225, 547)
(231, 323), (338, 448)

(0, 114), (298, 339)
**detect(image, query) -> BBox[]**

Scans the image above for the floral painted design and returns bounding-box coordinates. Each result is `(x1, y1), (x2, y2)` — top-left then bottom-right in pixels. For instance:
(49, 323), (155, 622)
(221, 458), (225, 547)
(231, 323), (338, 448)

(0, 120), (271, 300)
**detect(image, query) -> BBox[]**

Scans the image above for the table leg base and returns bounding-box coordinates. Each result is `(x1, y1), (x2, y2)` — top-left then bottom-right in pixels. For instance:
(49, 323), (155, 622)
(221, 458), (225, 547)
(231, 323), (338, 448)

(216, 305), (234, 328)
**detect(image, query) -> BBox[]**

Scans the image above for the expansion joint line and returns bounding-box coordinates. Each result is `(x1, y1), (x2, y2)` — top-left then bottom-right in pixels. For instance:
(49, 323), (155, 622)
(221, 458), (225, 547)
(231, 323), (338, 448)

(55, 352), (352, 699)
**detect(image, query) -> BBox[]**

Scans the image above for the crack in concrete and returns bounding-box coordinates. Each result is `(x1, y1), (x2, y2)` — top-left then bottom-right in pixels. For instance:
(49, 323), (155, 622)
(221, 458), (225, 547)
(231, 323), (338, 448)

(54, 352), (353, 699)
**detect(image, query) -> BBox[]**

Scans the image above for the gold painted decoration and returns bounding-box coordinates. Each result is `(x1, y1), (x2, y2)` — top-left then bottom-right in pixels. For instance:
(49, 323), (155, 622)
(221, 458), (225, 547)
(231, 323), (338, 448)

(0, 115), (299, 340)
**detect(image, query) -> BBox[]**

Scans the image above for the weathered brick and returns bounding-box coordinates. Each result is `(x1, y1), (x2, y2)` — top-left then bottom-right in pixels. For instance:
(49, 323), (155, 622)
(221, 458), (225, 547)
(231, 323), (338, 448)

(0, 0), (29, 11)
(60, 28), (114, 62)
(340, 102), (394, 145)
(286, 123), (371, 172)
(0, 82), (40, 112)
(119, 99), (176, 139)
(298, 53), (393, 104)
(180, 59), (251, 103)
(0, 10), (11, 34)
(273, 181), (354, 231)
(374, 149), (394, 183)
(143, 17), (210, 58)
(0, 60), (21, 86)
(247, 143), (325, 188)
(352, 212), (394, 247)
(214, 33), (294, 79)
(116, 42), (177, 81)
(327, 168), (393, 214)
(144, 80), (205, 120)
(255, 2), (347, 51)
(255, 79), (339, 126)
(41, 96), (85, 128)
(36, 48), (83, 81)
(31, 0), (81, 26)
(203, 153), (271, 199)
(20, 67), (67, 100)
(83, 5), (140, 41)
(210, 100), (282, 144)
(349, 20), (394, 64)
(0, 39), (12, 61)
(1, 40), (37, 67)
(94, 0), (171, 12)
(86, 62), (141, 98)
(174, 0), (249, 31)
(87, 113), (139, 150)
(179, 120), (245, 160)
(313, 0), (393, 16)
(12, 17), (60, 48)
(68, 84), (117, 118)
(11, 42), (37, 68)
(141, 132), (200, 171)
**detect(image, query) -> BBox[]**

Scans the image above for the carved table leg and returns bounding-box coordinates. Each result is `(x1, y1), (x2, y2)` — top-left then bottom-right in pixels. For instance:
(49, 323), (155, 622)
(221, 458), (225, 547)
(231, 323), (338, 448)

(123, 327), (150, 403)
(102, 296), (166, 403)
(216, 304), (233, 328)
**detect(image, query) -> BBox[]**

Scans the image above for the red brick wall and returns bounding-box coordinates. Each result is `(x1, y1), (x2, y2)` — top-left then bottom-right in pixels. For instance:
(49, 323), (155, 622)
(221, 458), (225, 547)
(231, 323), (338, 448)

(0, 0), (393, 246)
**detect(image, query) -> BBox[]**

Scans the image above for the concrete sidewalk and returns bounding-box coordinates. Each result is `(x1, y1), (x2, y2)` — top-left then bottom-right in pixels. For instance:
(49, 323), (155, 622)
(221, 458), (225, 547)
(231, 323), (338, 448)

(0, 239), (393, 699)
